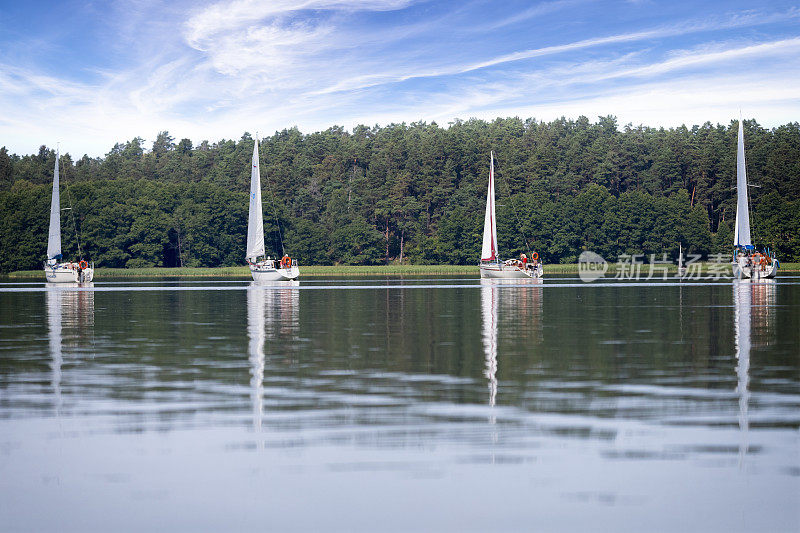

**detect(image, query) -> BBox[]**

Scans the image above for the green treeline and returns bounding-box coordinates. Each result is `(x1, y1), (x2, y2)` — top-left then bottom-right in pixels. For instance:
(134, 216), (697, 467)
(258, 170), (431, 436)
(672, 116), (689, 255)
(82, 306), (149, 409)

(1, 116), (799, 273)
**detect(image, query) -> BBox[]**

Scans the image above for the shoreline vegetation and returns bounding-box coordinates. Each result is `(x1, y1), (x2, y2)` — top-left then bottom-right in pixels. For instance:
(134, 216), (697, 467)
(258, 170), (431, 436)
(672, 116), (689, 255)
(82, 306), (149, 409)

(7, 263), (799, 279)
(2, 117), (799, 274)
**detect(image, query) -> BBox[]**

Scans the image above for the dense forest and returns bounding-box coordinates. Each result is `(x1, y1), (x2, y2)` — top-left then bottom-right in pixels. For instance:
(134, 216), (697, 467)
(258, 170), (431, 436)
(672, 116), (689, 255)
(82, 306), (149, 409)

(1, 116), (799, 273)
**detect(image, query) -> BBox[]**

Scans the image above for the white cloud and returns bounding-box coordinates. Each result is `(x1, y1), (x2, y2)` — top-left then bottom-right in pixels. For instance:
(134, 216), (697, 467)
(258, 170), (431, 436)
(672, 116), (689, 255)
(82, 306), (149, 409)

(511, 38), (800, 92)
(309, 8), (800, 95)
(483, 0), (593, 30)
(340, 72), (800, 134)
(184, 0), (414, 49)
(317, 37), (800, 131)
(513, 76), (800, 129)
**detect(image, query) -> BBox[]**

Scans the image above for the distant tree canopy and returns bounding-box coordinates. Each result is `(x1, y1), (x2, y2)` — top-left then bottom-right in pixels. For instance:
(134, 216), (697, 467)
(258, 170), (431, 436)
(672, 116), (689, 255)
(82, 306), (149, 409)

(1, 116), (799, 273)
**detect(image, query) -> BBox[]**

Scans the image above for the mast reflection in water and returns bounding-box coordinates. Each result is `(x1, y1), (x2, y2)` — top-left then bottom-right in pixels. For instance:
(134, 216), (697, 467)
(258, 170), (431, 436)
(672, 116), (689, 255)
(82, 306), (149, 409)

(46, 283), (95, 415)
(246, 281), (300, 443)
(481, 279), (543, 410)
(733, 279), (776, 467)
(1, 277), (796, 532)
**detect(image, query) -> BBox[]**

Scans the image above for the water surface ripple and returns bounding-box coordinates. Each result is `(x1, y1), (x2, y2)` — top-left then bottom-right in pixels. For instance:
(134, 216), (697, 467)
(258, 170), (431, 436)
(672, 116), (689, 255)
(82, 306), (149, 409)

(0, 277), (798, 532)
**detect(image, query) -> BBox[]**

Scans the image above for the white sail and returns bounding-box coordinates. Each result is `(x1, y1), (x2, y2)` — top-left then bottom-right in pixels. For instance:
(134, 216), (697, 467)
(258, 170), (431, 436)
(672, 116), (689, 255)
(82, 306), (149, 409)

(734, 119), (752, 248)
(246, 140), (266, 261)
(47, 149), (62, 259)
(481, 152), (498, 261)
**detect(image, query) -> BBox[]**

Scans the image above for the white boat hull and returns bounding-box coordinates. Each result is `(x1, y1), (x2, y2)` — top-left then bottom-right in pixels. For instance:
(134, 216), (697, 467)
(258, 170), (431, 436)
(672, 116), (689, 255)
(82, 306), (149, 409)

(44, 265), (94, 283)
(480, 263), (543, 279)
(250, 264), (299, 281)
(733, 258), (778, 280)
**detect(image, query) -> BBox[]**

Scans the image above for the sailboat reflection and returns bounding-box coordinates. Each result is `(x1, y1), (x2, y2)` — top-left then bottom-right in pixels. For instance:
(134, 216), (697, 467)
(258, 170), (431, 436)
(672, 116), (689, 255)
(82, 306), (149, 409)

(733, 279), (775, 466)
(480, 279), (544, 413)
(247, 281), (300, 440)
(46, 283), (95, 414)
(481, 280), (499, 410)
(47, 288), (63, 412)
(247, 284), (267, 438)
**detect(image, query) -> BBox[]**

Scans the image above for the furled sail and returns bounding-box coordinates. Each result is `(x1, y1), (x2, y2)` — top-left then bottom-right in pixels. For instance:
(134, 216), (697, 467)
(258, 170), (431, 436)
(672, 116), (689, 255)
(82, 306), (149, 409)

(47, 149), (62, 259)
(246, 139), (265, 261)
(481, 152), (498, 261)
(733, 119), (752, 248)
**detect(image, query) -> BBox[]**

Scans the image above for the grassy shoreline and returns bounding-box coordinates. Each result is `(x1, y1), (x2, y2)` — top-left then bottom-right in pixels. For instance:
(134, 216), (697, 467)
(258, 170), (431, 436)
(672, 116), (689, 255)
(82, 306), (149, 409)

(6, 263), (799, 279)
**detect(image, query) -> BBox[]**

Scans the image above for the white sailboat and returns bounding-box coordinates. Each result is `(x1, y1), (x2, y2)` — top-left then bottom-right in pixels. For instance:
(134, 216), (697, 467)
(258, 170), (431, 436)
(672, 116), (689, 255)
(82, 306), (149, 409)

(247, 138), (299, 281)
(732, 119), (778, 279)
(43, 149), (94, 283)
(479, 151), (542, 279)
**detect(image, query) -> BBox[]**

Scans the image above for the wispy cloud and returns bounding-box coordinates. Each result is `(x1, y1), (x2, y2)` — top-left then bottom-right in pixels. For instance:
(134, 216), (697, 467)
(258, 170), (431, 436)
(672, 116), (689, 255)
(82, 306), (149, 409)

(312, 8), (800, 95)
(335, 37), (800, 129)
(483, 0), (594, 30)
(510, 37), (800, 92)
(184, 0), (415, 49)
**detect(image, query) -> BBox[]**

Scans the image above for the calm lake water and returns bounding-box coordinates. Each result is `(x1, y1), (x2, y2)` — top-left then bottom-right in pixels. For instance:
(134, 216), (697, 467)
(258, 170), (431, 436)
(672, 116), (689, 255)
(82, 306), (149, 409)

(0, 276), (798, 532)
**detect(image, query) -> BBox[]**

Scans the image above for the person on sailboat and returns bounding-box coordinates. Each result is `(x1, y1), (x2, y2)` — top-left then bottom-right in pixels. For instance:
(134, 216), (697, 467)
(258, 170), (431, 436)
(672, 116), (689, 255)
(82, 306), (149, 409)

(247, 137), (299, 281)
(520, 254), (528, 269)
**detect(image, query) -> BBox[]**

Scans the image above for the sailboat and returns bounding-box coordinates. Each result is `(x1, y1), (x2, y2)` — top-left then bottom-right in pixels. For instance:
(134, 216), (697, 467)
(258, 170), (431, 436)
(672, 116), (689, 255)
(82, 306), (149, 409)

(677, 243), (686, 277)
(246, 138), (299, 281)
(732, 119), (778, 279)
(479, 151), (542, 279)
(43, 148), (94, 283)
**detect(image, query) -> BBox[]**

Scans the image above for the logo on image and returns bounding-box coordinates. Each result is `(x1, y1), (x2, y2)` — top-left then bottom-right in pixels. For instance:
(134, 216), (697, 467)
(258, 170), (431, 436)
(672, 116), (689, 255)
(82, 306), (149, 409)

(578, 251), (608, 282)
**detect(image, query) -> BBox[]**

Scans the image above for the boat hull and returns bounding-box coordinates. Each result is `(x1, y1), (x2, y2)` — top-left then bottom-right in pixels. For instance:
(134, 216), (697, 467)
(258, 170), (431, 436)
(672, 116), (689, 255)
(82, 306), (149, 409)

(732, 258), (778, 280)
(250, 265), (299, 281)
(480, 263), (542, 279)
(44, 265), (94, 283)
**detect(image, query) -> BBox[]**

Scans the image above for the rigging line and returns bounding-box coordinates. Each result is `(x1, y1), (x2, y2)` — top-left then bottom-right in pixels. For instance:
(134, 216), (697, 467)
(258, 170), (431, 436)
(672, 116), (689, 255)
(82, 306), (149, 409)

(60, 151), (84, 259)
(494, 154), (533, 257)
(259, 141), (287, 257)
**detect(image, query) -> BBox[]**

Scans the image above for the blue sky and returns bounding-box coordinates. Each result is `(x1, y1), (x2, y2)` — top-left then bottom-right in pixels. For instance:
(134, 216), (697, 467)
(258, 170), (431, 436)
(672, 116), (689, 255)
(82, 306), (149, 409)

(1, 0), (799, 156)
